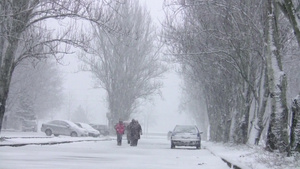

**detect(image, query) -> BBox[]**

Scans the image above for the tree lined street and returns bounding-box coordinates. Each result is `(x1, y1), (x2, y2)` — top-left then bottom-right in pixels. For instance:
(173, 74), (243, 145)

(162, 0), (300, 155)
(0, 0), (300, 168)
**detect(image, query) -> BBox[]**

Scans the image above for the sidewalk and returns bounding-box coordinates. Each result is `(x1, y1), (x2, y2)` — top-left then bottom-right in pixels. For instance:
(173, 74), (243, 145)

(0, 131), (112, 147)
(203, 141), (300, 169)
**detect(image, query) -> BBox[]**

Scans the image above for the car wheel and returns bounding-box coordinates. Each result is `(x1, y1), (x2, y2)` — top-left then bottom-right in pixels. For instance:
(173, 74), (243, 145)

(45, 129), (52, 136)
(171, 141), (175, 149)
(54, 134), (59, 137)
(71, 132), (78, 137)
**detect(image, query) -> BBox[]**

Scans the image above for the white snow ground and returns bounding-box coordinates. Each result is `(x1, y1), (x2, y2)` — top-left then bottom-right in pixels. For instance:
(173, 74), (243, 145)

(0, 131), (299, 169)
(204, 142), (300, 169)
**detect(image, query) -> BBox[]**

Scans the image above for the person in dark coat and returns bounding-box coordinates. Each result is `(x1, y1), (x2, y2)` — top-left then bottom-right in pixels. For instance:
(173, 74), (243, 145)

(127, 119), (134, 144)
(115, 120), (125, 146)
(128, 119), (142, 146)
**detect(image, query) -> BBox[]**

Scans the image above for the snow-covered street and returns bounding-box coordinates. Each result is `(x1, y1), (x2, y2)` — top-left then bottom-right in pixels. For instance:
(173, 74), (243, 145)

(0, 133), (229, 169)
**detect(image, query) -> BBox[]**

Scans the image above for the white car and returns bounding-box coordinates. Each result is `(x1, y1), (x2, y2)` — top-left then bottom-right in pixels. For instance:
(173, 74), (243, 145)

(41, 120), (88, 137)
(75, 122), (100, 137)
(170, 125), (202, 149)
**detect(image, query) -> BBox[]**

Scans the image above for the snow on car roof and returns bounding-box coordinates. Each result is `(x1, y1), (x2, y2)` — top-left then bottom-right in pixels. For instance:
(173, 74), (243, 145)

(61, 120), (79, 127)
(173, 125), (198, 133)
(77, 122), (94, 130)
(174, 125), (197, 128)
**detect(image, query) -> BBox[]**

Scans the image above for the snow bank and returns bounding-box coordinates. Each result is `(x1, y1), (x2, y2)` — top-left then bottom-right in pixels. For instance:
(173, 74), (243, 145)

(203, 142), (300, 169)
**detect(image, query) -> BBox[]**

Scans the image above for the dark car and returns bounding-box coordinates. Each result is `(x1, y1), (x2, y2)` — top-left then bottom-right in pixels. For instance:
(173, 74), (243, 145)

(89, 124), (110, 136)
(170, 125), (202, 149)
(41, 120), (88, 137)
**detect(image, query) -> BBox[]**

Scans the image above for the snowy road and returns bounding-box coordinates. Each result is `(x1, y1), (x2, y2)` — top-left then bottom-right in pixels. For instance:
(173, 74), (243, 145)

(0, 134), (229, 169)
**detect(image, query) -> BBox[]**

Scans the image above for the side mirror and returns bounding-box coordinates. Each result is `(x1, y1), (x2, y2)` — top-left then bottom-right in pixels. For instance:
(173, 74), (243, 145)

(199, 131), (203, 134)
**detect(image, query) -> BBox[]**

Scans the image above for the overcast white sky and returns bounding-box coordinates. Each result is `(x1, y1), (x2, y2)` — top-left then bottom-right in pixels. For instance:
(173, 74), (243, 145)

(57, 0), (193, 133)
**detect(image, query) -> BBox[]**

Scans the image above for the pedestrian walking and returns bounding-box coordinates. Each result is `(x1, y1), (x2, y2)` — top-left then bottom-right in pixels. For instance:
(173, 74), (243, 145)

(128, 119), (142, 146)
(115, 120), (125, 146)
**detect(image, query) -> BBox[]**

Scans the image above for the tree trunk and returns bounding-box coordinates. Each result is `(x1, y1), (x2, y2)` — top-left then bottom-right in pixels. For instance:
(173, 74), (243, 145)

(0, 42), (18, 133)
(0, 0), (33, 134)
(256, 66), (270, 145)
(243, 84), (252, 144)
(290, 95), (300, 152)
(265, 0), (290, 154)
(229, 110), (237, 143)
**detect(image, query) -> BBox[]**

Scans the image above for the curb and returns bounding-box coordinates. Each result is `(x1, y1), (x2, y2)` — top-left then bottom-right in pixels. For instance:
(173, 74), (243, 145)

(221, 158), (242, 169)
(203, 145), (247, 169)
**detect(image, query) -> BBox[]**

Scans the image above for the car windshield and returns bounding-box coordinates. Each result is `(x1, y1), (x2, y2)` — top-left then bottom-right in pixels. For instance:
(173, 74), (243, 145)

(174, 126), (197, 134)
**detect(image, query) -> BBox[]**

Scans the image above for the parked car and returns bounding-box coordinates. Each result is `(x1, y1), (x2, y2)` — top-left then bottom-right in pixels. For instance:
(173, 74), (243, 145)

(22, 119), (38, 132)
(41, 120), (88, 137)
(3, 111), (38, 132)
(75, 122), (100, 137)
(89, 124), (110, 136)
(170, 125), (202, 149)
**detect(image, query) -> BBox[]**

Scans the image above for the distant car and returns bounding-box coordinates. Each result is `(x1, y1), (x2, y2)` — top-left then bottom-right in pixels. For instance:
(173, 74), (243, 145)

(21, 119), (38, 132)
(3, 111), (38, 132)
(41, 120), (88, 137)
(89, 124), (110, 136)
(75, 122), (100, 137)
(170, 125), (202, 149)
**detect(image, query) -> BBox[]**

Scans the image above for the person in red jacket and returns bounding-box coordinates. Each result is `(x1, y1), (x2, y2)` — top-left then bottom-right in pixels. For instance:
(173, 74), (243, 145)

(115, 120), (125, 146)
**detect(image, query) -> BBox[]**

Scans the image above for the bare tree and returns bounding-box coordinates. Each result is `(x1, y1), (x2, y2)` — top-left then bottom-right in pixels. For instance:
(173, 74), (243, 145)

(163, 0), (300, 155)
(7, 59), (63, 120)
(0, 0), (111, 133)
(276, 0), (300, 154)
(163, 0), (267, 144)
(80, 0), (166, 130)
